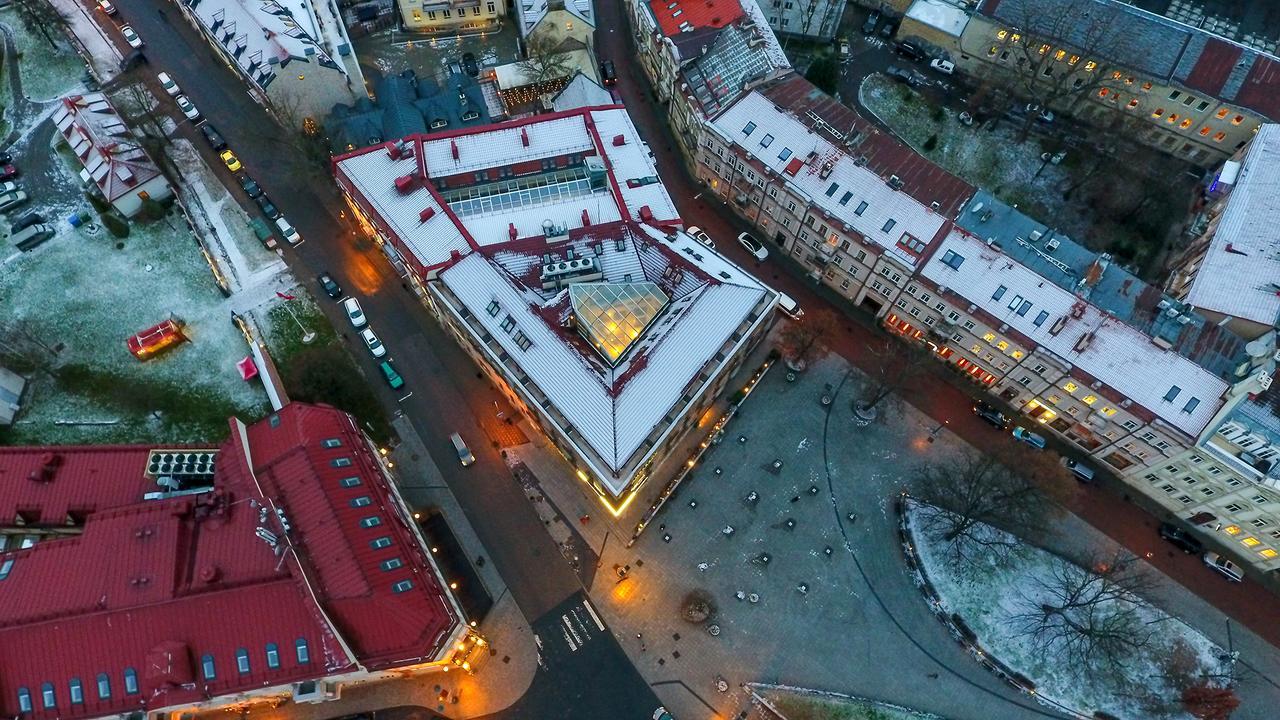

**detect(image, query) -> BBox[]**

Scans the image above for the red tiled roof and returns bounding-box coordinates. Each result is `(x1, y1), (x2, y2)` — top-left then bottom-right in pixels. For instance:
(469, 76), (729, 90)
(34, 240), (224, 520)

(648, 0), (744, 37)
(0, 404), (460, 720)
(1181, 38), (1242, 97)
(1234, 55), (1280, 122)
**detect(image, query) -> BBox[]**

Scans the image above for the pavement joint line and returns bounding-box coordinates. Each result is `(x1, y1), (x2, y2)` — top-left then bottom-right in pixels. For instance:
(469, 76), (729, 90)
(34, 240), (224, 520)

(581, 597), (606, 632)
(650, 679), (723, 717)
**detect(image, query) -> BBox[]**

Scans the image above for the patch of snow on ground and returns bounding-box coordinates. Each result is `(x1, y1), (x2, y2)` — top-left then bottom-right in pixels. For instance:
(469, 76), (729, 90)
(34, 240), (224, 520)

(46, 0), (121, 84)
(907, 501), (1228, 719)
(0, 11), (88, 102)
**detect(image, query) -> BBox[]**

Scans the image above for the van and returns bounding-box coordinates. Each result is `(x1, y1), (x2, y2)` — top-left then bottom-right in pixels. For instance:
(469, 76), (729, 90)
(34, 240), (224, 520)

(777, 292), (803, 319)
(275, 216), (302, 245)
(1202, 552), (1244, 582)
(450, 433), (476, 466)
(12, 223), (55, 251)
(1063, 458), (1096, 483)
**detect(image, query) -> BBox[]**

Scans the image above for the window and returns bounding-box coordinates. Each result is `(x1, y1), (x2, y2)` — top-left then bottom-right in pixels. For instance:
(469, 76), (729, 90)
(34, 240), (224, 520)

(236, 649), (251, 674)
(1082, 394), (1097, 405)
(1152, 108), (1164, 118)
(962, 320), (976, 330)
(123, 669), (138, 695)
(778, 147), (792, 161)
(742, 121), (757, 136)
(1016, 300), (1032, 316)
(486, 300), (500, 316)
(488, 2), (495, 11)
(1213, 131), (1227, 142)
(1232, 115), (1244, 125)
(1100, 406), (1117, 417)
(1126, 99), (1139, 110)
(359, 516), (382, 528)
(41, 683), (54, 709)
(854, 201), (868, 216)
(825, 183), (839, 197)
(1168, 90), (1181, 100)
(760, 134), (774, 148)
(442, 9), (451, 17)
(1200, 126), (1212, 136)
(1122, 420), (1139, 431)
(370, 536), (392, 549)
(381, 558), (404, 571)
(1253, 495), (1271, 505)
(68, 679), (83, 705)
(96, 674), (110, 700)
(330, 457), (352, 468)
(321, 438), (342, 448)
(1225, 503), (1245, 513)
(18, 688), (32, 713)
(514, 332), (533, 351)
(1063, 381), (1078, 392)
(1163, 386), (1181, 402)
(1084, 60), (1097, 72)
(1180, 118), (1193, 129)
(340, 476), (361, 488)
(393, 580), (414, 593)
(201, 654), (216, 681)
(1215, 108), (1230, 119)
(1032, 310), (1049, 327)
(350, 496), (372, 508)
(1252, 518), (1271, 528)
(266, 643), (281, 669)
(1183, 398), (1200, 414)
(296, 639), (311, 664)
(941, 250), (964, 269)
(881, 219), (896, 233)
(982, 332), (996, 342)
(0, 558), (12, 580)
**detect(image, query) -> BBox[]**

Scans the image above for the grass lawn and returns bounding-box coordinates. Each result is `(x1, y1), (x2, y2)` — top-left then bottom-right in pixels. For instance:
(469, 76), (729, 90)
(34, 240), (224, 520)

(0, 8), (86, 102)
(761, 688), (944, 720)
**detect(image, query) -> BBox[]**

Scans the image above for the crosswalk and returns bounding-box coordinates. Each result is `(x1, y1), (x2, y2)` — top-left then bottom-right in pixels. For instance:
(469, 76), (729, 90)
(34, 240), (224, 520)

(533, 596), (607, 668)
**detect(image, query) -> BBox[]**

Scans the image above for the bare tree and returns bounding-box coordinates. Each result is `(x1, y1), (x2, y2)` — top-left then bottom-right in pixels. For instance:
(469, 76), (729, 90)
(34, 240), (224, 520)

(109, 83), (181, 178)
(1014, 551), (1162, 675)
(1182, 683), (1241, 720)
(0, 319), (61, 379)
(266, 91), (334, 186)
(11, 0), (67, 50)
(518, 35), (574, 86)
(777, 308), (841, 369)
(853, 337), (931, 416)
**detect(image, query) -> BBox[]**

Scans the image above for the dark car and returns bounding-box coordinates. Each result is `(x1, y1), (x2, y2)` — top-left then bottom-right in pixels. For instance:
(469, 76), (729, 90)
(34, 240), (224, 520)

(862, 10), (880, 35)
(200, 123), (227, 151)
(600, 59), (617, 86)
(0, 152), (12, 165)
(880, 21), (898, 39)
(895, 41), (925, 62)
(885, 65), (924, 87)
(317, 272), (342, 299)
(1159, 523), (1204, 555)
(972, 401), (1010, 429)
(462, 52), (479, 77)
(0, 165), (18, 181)
(239, 175), (262, 199)
(255, 194), (280, 219)
(11, 211), (45, 232)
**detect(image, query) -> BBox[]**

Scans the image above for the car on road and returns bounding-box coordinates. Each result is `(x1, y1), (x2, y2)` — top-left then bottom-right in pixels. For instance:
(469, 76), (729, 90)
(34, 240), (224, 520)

(777, 292), (803, 319)
(10, 211), (45, 232)
(342, 297), (367, 328)
(97, 0), (117, 14)
(380, 360), (404, 389)
(317, 272), (342, 299)
(1203, 552), (1244, 582)
(239, 175), (262, 199)
(255, 194), (280, 219)
(121, 25), (143, 49)
(880, 21), (898, 39)
(175, 94), (200, 121)
(838, 37), (851, 58)
(0, 181), (18, 195)
(895, 41), (925, 62)
(219, 150), (241, 172)
(653, 708), (673, 720)
(0, 165), (19, 181)
(157, 72), (180, 96)
(737, 231), (768, 261)
(1026, 103), (1055, 123)
(275, 216), (302, 245)
(885, 65), (926, 87)
(600, 59), (617, 86)
(201, 124), (228, 151)
(1063, 458), (1096, 482)
(929, 58), (955, 74)
(450, 432), (476, 466)
(360, 328), (387, 358)
(686, 225), (715, 249)
(1159, 522), (1203, 555)
(1011, 425), (1047, 449)
(0, 191), (28, 213)
(862, 10), (880, 34)
(462, 52), (479, 77)
(972, 401), (1009, 429)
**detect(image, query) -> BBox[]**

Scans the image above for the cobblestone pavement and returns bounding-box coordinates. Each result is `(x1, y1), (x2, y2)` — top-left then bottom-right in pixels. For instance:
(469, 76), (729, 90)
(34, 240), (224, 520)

(353, 23), (522, 85)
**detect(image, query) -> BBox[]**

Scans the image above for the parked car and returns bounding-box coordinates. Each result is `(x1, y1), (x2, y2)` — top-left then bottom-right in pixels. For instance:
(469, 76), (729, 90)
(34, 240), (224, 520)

(1011, 425), (1047, 449)
(1026, 103), (1055, 122)
(653, 708), (674, 720)
(12, 223), (55, 251)
(121, 25), (143, 49)
(861, 10), (880, 34)
(972, 401), (1009, 429)
(10, 211), (45, 232)
(1159, 522), (1204, 555)
(777, 292), (803, 320)
(0, 191), (29, 213)
(450, 432), (476, 466)
(0, 152), (12, 165)
(885, 65), (925, 87)
(220, 150), (241, 172)
(316, 272), (342, 299)
(1203, 552), (1244, 582)
(0, 181), (18, 195)
(360, 328), (387, 358)
(380, 360), (404, 389)
(686, 225), (715, 249)
(0, 165), (19, 181)
(929, 58), (955, 74)
(255, 194), (280, 219)
(1063, 458), (1096, 482)
(157, 72), (180, 97)
(275, 216), (301, 245)
(838, 37), (851, 58)
(239, 175), (263, 199)
(895, 41), (925, 62)
(880, 21), (898, 39)
(737, 231), (768, 261)
(462, 52), (479, 77)
(97, 0), (117, 15)
(175, 94), (200, 121)
(201, 124), (227, 151)
(600, 59), (618, 86)
(342, 297), (367, 328)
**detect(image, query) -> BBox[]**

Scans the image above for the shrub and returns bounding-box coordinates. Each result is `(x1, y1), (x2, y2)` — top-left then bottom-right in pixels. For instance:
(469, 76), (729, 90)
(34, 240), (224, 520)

(86, 192), (111, 214)
(923, 134), (939, 151)
(804, 57), (838, 95)
(101, 213), (129, 238)
(932, 106), (946, 122)
(137, 197), (168, 222)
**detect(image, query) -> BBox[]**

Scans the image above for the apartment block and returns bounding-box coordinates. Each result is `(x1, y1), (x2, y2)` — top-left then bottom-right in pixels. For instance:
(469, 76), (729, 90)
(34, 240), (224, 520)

(398, 0), (505, 34)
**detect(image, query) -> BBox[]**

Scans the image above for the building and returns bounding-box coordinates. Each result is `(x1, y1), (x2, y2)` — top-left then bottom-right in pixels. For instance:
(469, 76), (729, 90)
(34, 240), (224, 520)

(327, 70), (490, 153)
(551, 72), (615, 112)
(0, 403), (476, 720)
(515, 0), (594, 42)
(0, 366), (25, 426)
(951, 0), (1280, 166)
(761, 0), (842, 41)
(54, 93), (173, 218)
(178, 0), (365, 120)
(333, 107), (778, 513)
(1166, 124), (1280, 340)
(398, 0), (505, 34)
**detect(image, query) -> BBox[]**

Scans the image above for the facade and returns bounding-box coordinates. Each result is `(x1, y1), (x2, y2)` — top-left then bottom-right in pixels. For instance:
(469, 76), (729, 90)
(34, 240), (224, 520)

(0, 365), (24, 426)
(333, 107), (778, 513)
(1166, 124), (1280, 340)
(397, 0), (505, 34)
(0, 403), (475, 720)
(761, 0), (842, 41)
(54, 94), (173, 218)
(952, 0), (1280, 167)
(179, 0), (365, 120)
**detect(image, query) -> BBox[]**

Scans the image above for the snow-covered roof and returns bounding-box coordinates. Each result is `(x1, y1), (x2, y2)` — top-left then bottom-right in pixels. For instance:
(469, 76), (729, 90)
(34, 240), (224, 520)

(434, 222), (774, 494)
(712, 90), (948, 268)
(1184, 124), (1280, 326)
(188, 0), (349, 93)
(516, 0), (595, 37)
(922, 230), (1228, 437)
(334, 106), (678, 268)
(52, 94), (165, 203)
(738, 0), (791, 69)
(905, 0), (971, 38)
(552, 72), (615, 111)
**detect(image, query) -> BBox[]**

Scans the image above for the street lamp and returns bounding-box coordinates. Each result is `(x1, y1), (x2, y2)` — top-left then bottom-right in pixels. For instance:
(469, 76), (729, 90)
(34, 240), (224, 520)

(277, 298), (316, 344)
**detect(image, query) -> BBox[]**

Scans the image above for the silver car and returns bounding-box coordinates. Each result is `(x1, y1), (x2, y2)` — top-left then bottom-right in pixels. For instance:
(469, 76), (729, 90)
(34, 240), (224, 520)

(0, 190), (29, 213)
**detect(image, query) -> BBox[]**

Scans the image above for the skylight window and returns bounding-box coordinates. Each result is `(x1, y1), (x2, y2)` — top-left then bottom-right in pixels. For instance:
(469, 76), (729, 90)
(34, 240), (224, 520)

(777, 147), (792, 161)
(350, 496), (372, 508)
(1183, 398), (1200, 414)
(96, 674), (110, 700)
(825, 183), (839, 197)
(1163, 386), (1181, 402)
(569, 282), (669, 365)
(201, 654), (216, 681)
(881, 219), (896, 233)
(742, 121), (757, 136)
(123, 669), (138, 695)
(266, 644), (281, 669)
(236, 649), (251, 675)
(760, 134), (774, 148)
(296, 639), (311, 664)
(1033, 311), (1049, 327)
(330, 458), (352, 468)
(321, 438), (342, 448)
(371, 536), (392, 549)
(992, 285), (1007, 301)
(486, 300), (500, 317)
(854, 201), (868, 216)
(381, 558), (404, 571)
(839, 191), (853, 205)
(359, 516), (382, 528)
(0, 557), (13, 580)
(393, 580), (414, 593)
(339, 476), (361, 488)
(941, 250), (964, 269)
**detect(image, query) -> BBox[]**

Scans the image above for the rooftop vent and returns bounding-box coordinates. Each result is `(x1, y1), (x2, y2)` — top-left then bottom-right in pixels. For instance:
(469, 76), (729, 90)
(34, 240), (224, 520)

(886, 175), (904, 191)
(146, 450), (217, 484)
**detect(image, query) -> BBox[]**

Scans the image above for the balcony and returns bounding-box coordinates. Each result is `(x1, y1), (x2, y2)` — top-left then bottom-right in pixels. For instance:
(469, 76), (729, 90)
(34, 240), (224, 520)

(1204, 435), (1280, 488)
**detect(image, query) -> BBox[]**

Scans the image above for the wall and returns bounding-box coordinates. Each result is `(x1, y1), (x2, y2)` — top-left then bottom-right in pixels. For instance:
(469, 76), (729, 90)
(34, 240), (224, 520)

(760, 0), (842, 41)
(399, 0), (505, 34)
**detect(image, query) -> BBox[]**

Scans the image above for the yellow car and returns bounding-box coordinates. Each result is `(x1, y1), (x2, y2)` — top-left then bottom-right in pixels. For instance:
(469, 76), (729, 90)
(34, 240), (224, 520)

(220, 150), (242, 172)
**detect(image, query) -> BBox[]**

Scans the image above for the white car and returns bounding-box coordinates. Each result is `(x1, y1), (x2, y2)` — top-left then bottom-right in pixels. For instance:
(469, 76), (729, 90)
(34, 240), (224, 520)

(342, 297), (367, 329)
(360, 328), (387, 358)
(1203, 552), (1244, 582)
(929, 58), (955, 74)
(121, 25), (143, 49)
(686, 225), (715, 249)
(275, 216), (302, 245)
(158, 72), (181, 97)
(0, 181), (18, 195)
(175, 95), (200, 121)
(96, 0), (116, 15)
(737, 231), (768, 261)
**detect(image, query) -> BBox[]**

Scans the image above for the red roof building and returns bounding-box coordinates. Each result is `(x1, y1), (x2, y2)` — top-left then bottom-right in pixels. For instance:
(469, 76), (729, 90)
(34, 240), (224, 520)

(0, 404), (469, 720)
(647, 0), (744, 36)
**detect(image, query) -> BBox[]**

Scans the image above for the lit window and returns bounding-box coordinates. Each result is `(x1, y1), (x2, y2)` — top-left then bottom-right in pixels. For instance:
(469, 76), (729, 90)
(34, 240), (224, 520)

(1098, 88), (1110, 98)
(1011, 350), (1024, 359)
(1167, 113), (1179, 123)
(1180, 118), (1193, 129)
(1010, 33), (1021, 43)
(1243, 536), (1261, 547)
(1232, 115), (1244, 125)
(987, 45), (998, 57)
(1063, 381), (1078, 392)
(1082, 395), (1097, 405)
(1054, 49), (1066, 61)
(982, 332), (996, 342)
(1262, 548), (1278, 559)
(1215, 108), (1229, 119)
(1141, 81), (1152, 91)
(1068, 54), (1079, 65)
(970, 344), (982, 354)
(1199, 126), (1211, 136)
(1213, 132), (1226, 142)
(1152, 108), (1164, 118)
(1047, 395), (1061, 405)
(1084, 60), (1097, 71)
(1100, 407), (1117, 417)
(1111, 71), (1123, 80)
(996, 340), (1009, 351)
(1224, 525), (1241, 535)
(996, 29), (1008, 40)
(1126, 99), (1139, 110)
(1038, 44), (1050, 55)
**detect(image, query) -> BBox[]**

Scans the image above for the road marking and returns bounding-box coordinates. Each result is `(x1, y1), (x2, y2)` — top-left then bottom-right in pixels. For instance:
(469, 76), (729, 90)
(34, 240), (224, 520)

(580, 597), (606, 631)
(398, 391), (414, 403)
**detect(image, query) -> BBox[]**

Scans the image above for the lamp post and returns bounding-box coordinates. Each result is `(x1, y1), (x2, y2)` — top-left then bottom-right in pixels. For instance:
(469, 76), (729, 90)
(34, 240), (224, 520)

(278, 297), (316, 344)
(927, 419), (950, 443)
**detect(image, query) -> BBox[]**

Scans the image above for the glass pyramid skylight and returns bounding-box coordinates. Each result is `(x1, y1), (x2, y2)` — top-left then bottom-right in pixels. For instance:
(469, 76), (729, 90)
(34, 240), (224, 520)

(569, 282), (669, 365)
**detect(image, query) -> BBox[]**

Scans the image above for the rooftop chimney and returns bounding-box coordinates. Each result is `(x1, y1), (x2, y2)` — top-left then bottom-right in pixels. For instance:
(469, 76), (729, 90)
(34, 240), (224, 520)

(451, 139), (459, 160)
(419, 207), (436, 222)
(509, 222), (518, 241)
(521, 127), (530, 147)
(612, 134), (626, 146)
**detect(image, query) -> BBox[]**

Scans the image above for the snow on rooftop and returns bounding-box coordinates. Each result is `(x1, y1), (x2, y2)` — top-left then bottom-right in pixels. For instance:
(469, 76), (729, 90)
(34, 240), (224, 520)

(922, 230), (1227, 437)
(517, 0), (595, 37)
(739, 0), (791, 69)
(424, 114), (593, 177)
(906, 0), (972, 38)
(712, 91), (946, 268)
(1184, 124), (1280, 327)
(592, 109), (679, 222)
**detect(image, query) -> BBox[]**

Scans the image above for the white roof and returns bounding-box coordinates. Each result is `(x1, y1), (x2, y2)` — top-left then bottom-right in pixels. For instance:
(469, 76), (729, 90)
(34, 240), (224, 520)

(905, 0), (971, 38)
(740, 0), (792, 69)
(552, 73), (615, 111)
(189, 0), (349, 92)
(922, 230), (1228, 437)
(1184, 124), (1280, 326)
(516, 0), (595, 37)
(712, 91), (946, 268)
